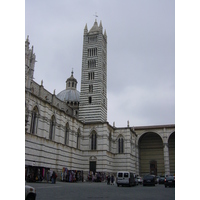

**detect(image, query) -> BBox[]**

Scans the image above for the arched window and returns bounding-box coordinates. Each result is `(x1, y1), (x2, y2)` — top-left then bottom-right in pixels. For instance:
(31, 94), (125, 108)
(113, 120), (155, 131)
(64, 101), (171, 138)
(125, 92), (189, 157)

(49, 115), (55, 140)
(65, 123), (69, 145)
(77, 128), (80, 149)
(30, 106), (38, 134)
(109, 132), (112, 152)
(118, 137), (124, 154)
(91, 131), (97, 150)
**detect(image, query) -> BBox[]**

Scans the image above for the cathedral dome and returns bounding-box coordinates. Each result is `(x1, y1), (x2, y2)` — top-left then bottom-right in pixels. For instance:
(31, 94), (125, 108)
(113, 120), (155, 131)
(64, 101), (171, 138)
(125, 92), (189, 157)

(56, 71), (80, 103)
(57, 89), (80, 102)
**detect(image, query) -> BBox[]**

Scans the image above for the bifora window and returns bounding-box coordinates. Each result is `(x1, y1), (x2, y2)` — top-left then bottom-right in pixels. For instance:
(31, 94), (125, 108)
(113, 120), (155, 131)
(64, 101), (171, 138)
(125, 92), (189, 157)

(88, 72), (95, 80)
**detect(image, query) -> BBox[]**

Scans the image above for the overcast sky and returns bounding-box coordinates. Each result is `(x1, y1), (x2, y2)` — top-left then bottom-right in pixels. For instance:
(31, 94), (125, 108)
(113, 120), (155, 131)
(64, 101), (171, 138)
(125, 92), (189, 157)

(25, 0), (175, 127)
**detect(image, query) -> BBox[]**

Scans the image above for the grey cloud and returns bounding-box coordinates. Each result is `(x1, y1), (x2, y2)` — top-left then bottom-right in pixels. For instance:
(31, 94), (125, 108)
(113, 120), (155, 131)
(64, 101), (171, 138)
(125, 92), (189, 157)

(26, 0), (175, 127)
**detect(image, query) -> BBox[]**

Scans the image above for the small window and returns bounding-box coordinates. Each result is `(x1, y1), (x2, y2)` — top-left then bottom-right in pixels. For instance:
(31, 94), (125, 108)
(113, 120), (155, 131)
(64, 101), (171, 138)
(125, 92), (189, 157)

(89, 85), (93, 93)
(89, 96), (92, 104)
(118, 173), (123, 178)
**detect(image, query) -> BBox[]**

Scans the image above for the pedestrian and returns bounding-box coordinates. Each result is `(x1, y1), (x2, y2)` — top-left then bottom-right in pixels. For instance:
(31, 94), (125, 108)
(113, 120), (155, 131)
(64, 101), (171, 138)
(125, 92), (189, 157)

(107, 174), (110, 185)
(47, 170), (50, 183)
(54, 172), (57, 183)
(52, 171), (55, 184)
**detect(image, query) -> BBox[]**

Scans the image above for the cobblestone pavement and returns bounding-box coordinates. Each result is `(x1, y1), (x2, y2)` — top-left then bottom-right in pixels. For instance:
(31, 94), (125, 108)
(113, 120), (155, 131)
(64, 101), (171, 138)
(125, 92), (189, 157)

(25, 181), (175, 200)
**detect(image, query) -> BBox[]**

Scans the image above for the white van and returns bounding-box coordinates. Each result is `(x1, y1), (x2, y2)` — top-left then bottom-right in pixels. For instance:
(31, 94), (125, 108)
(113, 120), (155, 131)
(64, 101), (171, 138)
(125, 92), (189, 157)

(116, 171), (136, 187)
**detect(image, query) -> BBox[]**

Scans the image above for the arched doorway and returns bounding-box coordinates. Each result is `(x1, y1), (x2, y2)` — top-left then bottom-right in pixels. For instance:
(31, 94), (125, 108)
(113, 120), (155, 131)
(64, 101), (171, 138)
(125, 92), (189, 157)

(89, 156), (97, 175)
(168, 132), (175, 175)
(139, 132), (164, 176)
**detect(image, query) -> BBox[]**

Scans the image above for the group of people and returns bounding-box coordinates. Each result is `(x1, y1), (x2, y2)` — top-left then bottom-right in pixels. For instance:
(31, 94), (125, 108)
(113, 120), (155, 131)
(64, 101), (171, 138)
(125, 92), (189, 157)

(61, 170), (83, 182)
(107, 174), (115, 185)
(46, 170), (57, 184)
(88, 172), (105, 182)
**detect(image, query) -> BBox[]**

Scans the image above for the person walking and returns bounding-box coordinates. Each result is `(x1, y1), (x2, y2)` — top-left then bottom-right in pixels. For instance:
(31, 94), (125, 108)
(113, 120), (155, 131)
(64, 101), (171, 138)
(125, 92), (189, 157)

(111, 175), (114, 185)
(52, 171), (55, 184)
(107, 174), (110, 185)
(55, 172), (57, 183)
(47, 170), (50, 183)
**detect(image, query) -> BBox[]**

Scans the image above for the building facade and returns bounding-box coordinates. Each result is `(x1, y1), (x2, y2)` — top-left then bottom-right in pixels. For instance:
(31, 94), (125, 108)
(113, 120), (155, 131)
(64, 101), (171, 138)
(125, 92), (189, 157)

(25, 20), (175, 181)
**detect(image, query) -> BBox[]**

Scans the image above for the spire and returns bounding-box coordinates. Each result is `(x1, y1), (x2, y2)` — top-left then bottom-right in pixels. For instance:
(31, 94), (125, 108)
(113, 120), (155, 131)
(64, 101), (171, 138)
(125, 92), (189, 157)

(84, 23), (88, 35)
(104, 29), (107, 36)
(99, 20), (103, 33)
(25, 35), (30, 45)
(99, 20), (102, 28)
(25, 35), (30, 51)
(31, 45), (34, 54)
(89, 20), (99, 34)
(104, 29), (107, 40)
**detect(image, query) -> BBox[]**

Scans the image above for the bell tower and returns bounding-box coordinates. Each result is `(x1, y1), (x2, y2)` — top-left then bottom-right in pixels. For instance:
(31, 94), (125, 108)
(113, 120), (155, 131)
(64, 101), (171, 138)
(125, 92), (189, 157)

(79, 20), (107, 123)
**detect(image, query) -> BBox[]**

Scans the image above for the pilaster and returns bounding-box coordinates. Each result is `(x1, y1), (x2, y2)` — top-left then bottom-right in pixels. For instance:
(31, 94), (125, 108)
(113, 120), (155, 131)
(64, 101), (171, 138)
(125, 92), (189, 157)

(163, 143), (170, 176)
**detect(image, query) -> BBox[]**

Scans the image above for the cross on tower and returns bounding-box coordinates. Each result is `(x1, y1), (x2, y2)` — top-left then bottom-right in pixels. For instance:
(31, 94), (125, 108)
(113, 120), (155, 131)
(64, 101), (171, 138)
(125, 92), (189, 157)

(71, 68), (74, 76)
(94, 12), (98, 20)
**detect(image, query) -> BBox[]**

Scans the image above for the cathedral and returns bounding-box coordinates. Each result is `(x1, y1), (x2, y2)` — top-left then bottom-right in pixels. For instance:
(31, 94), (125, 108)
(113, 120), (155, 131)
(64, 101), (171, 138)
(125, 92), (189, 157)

(25, 20), (175, 181)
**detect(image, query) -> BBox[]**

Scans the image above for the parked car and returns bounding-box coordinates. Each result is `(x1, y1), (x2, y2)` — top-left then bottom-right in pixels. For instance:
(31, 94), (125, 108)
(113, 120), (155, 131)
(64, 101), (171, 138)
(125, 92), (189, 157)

(143, 175), (155, 186)
(137, 176), (143, 184)
(159, 176), (165, 184)
(25, 183), (36, 200)
(164, 176), (175, 188)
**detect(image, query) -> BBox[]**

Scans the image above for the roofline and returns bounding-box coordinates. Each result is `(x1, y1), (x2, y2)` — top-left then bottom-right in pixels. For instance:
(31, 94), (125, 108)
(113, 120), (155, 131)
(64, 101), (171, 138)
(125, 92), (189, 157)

(134, 124), (175, 130)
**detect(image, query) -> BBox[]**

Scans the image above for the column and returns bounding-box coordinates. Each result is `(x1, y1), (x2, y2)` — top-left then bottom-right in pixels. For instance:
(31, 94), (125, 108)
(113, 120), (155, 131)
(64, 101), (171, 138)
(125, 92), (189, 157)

(163, 143), (170, 176)
(135, 144), (139, 175)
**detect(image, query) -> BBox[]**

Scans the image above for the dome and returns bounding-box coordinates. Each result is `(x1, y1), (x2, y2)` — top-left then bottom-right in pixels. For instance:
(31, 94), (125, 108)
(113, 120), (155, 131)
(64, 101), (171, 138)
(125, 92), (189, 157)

(56, 70), (80, 103)
(57, 89), (80, 102)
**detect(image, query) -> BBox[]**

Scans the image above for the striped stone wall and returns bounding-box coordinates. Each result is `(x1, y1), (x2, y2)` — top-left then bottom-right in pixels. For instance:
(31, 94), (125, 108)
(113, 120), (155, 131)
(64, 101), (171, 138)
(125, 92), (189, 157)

(79, 21), (107, 123)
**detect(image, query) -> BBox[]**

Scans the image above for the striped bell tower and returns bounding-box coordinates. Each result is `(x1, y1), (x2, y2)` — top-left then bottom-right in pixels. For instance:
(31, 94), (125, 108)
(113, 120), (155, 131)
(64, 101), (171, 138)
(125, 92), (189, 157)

(79, 20), (107, 123)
